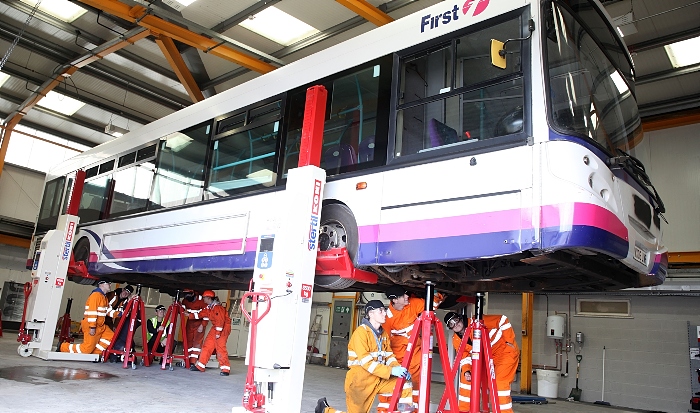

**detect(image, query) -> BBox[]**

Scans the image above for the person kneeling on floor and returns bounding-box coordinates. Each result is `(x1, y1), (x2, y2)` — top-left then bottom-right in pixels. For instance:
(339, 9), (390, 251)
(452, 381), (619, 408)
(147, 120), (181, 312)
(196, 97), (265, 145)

(61, 279), (114, 355)
(316, 300), (414, 413)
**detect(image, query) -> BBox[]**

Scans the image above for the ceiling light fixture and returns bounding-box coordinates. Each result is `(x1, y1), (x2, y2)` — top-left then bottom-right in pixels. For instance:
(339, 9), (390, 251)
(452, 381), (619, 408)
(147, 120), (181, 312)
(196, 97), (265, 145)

(105, 122), (130, 137)
(611, 12), (637, 37)
(664, 36), (700, 68)
(239, 6), (319, 46)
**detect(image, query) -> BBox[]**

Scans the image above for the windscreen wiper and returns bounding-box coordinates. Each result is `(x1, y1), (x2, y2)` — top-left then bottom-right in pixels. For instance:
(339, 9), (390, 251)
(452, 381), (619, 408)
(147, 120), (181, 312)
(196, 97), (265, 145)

(607, 149), (666, 217)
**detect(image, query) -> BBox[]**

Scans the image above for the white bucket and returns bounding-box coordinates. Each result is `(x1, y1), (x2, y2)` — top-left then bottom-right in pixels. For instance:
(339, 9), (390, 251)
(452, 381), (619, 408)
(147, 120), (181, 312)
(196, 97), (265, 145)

(536, 369), (561, 398)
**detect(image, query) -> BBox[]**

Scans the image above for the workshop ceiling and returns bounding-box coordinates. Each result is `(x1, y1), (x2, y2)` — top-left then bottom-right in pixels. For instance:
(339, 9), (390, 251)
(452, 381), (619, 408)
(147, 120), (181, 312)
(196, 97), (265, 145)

(0, 0), (699, 149)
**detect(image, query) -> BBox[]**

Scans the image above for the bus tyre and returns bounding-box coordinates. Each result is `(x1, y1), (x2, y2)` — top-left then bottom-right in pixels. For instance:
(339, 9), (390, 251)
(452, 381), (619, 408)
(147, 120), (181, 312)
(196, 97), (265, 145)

(316, 204), (357, 290)
(71, 238), (95, 285)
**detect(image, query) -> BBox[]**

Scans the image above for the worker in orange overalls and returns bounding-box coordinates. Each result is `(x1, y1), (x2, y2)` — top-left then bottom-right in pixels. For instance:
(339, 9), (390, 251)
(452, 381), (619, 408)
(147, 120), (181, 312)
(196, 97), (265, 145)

(444, 312), (519, 413)
(378, 285), (445, 410)
(181, 289), (207, 366)
(104, 284), (133, 329)
(61, 279), (114, 355)
(190, 290), (231, 376)
(315, 300), (414, 413)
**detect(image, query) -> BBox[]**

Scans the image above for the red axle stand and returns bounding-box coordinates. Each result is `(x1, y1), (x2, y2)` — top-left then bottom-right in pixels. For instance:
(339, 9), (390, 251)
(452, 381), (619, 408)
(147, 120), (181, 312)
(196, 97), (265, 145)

(240, 287), (271, 413)
(149, 291), (191, 370)
(103, 285), (151, 369)
(17, 282), (33, 345)
(389, 288), (500, 413)
(56, 298), (74, 351)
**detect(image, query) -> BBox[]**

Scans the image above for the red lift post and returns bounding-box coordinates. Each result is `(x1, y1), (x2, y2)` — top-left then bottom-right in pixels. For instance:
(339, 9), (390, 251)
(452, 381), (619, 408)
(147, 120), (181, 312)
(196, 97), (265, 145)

(388, 289), (501, 413)
(148, 290), (191, 370)
(103, 285), (151, 369)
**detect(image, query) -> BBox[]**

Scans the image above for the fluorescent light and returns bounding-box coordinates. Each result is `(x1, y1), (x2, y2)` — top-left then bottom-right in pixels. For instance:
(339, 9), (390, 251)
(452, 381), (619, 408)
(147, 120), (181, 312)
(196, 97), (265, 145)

(161, 0), (196, 11)
(105, 123), (129, 137)
(612, 12), (636, 37)
(664, 36), (700, 68)
(20, 0), (87, 23)
(0, 72), (10, 87)
(36, 91), (85, 115)
(239, 6), (319, 46)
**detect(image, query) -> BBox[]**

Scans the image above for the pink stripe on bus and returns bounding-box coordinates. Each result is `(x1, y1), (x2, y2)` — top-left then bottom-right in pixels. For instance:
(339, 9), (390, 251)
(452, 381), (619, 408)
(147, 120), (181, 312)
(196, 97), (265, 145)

(541, 203), (628, 241)
(110, 239), (246, 259)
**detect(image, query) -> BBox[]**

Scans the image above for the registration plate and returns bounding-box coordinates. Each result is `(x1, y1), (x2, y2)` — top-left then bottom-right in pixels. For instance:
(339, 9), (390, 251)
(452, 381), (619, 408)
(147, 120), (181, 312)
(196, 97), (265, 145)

(633, 246), (648, 265)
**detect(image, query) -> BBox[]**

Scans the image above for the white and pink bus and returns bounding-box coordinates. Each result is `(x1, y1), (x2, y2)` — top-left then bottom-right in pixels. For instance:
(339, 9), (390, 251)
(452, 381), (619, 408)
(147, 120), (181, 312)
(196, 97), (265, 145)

(29, 0), (667, 294)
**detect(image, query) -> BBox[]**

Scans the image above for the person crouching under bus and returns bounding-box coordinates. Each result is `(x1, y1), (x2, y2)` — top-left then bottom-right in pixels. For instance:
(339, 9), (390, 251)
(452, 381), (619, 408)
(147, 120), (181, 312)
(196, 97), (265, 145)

(189, 290), (231, 376)
(181, 289), (207, 366)
(443, 312), (519, 413)
(379, 285), (445, 410)
(61, 279), (114, 355)
(316, 300), (414, 413)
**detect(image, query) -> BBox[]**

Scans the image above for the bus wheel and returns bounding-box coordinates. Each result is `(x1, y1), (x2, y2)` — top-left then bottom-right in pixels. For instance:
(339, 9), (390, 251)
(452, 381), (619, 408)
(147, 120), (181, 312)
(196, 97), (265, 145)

(71, 238), (95, 285)
(316, 204), (357, 290)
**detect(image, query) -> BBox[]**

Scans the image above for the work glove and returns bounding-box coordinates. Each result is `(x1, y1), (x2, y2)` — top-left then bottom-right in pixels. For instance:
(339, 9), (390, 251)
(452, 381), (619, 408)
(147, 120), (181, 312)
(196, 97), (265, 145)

(391, 366), (410, 380)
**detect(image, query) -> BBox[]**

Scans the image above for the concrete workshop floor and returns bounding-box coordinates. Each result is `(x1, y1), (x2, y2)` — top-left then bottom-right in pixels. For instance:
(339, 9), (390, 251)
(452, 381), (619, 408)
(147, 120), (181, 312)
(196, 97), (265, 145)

(0, 334), (651, 413)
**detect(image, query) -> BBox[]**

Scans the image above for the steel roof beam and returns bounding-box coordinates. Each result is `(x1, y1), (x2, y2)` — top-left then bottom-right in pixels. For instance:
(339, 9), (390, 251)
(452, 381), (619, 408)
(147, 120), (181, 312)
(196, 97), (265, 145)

(2, 0), (179, 82)
(636, 62), (700, 85)
(155, 35), (204, 103)
(628, 27), (700, 54)
(335, 0), (394, 26)
(77, 0), (280, 72)
(0, 64), (155, 125)
(0, 110), (96, 148)
(0, 22), (191, 110)
(203, 0), (415, 89)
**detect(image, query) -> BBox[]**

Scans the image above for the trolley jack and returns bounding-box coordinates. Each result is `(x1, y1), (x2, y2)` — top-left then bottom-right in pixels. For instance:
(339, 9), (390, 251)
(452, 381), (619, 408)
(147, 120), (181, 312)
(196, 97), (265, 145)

(240, 287), (271, 412)
(388, 287), (501, 413)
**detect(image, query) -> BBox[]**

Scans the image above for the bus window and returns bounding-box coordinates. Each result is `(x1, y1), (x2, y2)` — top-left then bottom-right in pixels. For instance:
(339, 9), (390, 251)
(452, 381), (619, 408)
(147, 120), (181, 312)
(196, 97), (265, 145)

(395, 15), (524, 157)
(283, 63), (384, 177)
(109, 162), (155, 218)
(78, 176), (110, 223)
(36, 176), (66, 232)
(208, 121), (279, 197)
(148, 122), (210, 209)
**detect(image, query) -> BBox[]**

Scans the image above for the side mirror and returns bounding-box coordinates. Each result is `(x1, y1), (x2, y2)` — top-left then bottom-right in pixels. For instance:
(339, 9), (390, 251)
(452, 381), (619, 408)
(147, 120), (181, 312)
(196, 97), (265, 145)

(490, 39), (507, 69)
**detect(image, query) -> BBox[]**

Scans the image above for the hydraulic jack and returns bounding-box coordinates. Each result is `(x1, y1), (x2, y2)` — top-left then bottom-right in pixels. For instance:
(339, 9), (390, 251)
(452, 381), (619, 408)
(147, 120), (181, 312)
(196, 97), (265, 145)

(388, 288), (500, 413)
(103, 285), (151, 369)
(149, 290), (191, 370)
(240, 289), (271, 412)
(55, 299), (74, 351)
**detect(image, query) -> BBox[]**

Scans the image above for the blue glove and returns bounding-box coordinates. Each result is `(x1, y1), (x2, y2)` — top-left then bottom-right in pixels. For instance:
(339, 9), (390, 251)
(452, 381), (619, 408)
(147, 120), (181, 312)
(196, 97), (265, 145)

(391, 366), (410, 379)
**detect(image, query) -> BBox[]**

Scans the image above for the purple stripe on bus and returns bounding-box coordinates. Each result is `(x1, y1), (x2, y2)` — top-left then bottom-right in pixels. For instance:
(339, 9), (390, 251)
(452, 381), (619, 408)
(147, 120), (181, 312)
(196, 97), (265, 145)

(91, 251), (257, 274)
(540, 225), (628, 258)
(540, 203), (628, 241)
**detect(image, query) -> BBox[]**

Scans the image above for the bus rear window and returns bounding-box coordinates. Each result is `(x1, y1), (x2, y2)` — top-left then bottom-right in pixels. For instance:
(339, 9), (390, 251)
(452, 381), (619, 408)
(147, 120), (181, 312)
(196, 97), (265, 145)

(36, 177), (66, 232)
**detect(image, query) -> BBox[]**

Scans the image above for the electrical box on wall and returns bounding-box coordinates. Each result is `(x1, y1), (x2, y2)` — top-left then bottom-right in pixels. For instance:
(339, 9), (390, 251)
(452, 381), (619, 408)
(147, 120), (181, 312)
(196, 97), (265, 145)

(546, 315), (565, 339)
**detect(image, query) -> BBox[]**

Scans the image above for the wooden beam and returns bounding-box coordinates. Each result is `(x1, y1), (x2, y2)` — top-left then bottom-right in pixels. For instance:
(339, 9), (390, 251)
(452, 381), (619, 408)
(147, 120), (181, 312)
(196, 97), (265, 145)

(520, 292), (533, 394)
(78, 0), (277, 74)
(0, 234), (31, 249)
(335, 0), (394, 26)
(668, 251), (700, 264)
(155, 35), (205, 103)
(642, 109), (700, 132)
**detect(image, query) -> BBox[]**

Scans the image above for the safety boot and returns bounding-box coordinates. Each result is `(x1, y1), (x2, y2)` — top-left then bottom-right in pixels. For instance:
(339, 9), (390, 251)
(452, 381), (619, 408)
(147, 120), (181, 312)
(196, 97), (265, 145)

(315, 397), (329, 413)
(220, 371), (229, 376)
(190, 365), (200, 371)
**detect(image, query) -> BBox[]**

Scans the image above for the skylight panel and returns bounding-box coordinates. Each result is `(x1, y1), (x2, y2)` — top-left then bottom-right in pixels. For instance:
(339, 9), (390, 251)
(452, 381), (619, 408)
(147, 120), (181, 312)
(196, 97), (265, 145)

(36, 91), (85, 116)
(20, 0), (87, 23)
(239, 6), (319, 46)
(664, 36), (700, 68)
(0, 72), (10, 88)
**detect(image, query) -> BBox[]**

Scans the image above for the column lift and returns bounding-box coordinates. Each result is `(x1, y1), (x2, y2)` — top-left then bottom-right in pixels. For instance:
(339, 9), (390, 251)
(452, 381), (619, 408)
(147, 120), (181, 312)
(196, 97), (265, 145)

(237, 86), (500, 413)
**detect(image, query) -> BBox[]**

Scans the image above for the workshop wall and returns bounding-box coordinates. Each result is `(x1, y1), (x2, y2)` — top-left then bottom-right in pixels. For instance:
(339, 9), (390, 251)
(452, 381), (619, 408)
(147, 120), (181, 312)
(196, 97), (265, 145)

(0, 164), (44, 224)
(487, 293), (697, 412)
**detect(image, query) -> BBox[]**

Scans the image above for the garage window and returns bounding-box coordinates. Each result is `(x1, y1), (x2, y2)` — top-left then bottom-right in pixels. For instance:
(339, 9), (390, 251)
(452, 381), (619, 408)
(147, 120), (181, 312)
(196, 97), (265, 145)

(575, 298), (632, 318)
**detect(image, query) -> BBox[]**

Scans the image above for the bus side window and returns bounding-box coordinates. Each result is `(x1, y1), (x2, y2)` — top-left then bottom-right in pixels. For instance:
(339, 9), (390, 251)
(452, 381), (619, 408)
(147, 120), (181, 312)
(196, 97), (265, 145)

(149, 122), (210, 209)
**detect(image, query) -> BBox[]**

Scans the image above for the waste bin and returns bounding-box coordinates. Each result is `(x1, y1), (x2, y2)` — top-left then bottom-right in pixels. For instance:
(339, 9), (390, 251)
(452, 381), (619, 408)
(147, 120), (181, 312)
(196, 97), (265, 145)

(536, 369), (560, 398)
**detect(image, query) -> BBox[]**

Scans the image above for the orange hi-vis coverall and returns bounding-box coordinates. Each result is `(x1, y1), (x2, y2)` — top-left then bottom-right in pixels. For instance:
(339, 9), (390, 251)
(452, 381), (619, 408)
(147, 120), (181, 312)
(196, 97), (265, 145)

(379, 293), (444, 408)
(194, 301), (231, 373)
(104, 289), (128, 329)
(451, 314), (519, 413)
(182, 295), (206, 364)
(323, 319), (414, 413)
(61, 288), (114, 354)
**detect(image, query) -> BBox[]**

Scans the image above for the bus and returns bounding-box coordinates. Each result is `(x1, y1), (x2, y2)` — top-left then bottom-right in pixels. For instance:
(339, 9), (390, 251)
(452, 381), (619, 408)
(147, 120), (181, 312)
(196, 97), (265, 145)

(29, 0), (667, 295)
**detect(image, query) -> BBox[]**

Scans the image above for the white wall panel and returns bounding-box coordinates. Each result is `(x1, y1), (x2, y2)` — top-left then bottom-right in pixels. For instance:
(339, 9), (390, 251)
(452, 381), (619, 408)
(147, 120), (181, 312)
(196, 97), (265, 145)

(0, 164), (44, 224)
